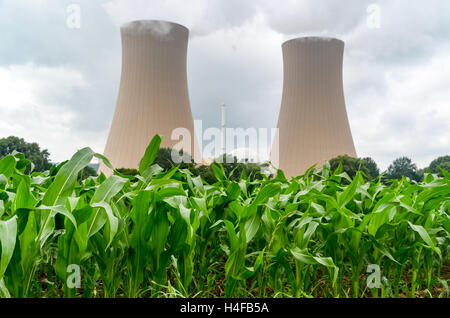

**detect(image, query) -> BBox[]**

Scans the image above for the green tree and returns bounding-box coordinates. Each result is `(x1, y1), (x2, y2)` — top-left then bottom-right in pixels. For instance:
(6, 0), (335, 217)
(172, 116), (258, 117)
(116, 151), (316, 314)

(116, 168), (139, 176)
(427, 155), (450, 176)
(417, 168), (426, 181)
(154, 147), (195, 171)
(385, 156), (420, 182)
(217, 154), (266, 182)
(115, 148), (195, 176)
(115, 148), (269, 185)
(360, 157), (380, 180)
(191, 154), (269, 185)
(78, 165), (98, 182)
(195, 165), (217, 184)
(329, 155), (377, 181)
(0, 136), (51, 172)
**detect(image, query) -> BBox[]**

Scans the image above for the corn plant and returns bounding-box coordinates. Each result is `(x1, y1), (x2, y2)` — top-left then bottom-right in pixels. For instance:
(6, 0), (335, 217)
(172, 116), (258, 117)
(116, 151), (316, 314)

(0, 135), (449, 298)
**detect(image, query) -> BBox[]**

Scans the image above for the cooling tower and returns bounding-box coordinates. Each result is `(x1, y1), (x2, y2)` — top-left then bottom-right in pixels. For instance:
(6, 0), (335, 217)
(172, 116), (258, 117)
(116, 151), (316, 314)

(271, 37), (356, 177)
(100, 20), (200, 174)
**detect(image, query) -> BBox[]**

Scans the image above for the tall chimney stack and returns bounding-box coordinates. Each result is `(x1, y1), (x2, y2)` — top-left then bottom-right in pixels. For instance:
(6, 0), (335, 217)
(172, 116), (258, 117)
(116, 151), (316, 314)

(100, 20), (200, 174)
(271, 37), (356, 177)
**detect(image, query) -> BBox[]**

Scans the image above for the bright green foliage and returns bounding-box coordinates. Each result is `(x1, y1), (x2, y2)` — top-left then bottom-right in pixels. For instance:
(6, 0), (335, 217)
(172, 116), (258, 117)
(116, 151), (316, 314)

(0, 136), (449, 298)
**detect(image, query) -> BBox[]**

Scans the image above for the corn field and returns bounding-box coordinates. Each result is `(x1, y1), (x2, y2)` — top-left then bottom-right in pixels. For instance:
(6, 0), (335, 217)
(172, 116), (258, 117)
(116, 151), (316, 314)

(0, 135), (449, 298)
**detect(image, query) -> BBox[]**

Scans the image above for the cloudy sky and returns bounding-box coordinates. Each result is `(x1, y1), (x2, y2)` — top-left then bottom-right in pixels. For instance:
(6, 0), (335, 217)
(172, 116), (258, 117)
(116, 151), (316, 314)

(0, 0), (449, 170)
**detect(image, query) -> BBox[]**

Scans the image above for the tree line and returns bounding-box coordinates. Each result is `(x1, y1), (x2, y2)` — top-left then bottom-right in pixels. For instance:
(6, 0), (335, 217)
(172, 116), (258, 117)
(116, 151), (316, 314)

(1, 136), (448, 183)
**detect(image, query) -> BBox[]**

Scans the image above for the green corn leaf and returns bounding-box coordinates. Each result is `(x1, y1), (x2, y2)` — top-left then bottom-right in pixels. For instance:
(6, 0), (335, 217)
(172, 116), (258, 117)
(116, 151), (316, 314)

(408, 222), (433, 247)
(157, 186), (187, 199)
(42, 147), (94, 206)
(310, 202), (326, 215)
(439, 167), (449, 179)
(224, 220), (239, 251)
(190, 176), (205, 194)
(302, 221), (319, 247)
(92, 175), (128, 203)
(150, 209), (170, 265)
(0, 216), (17, 280)
(35, 205), (77, 229)
(38, 147), (94, 247)
(211, 163), (226, 182)
(81, 175), (127, 245)
(66, 197), (80, 213)
(368, 206), (393, 236)
(253, 183), (281, 205)
(0, 201), (4, 219)
(91, 202), (118, 248)
(314, 255), (336, 268)
(291, 248), (317, 265)
(241, 248), (266, 279)
(13, 179), (37, 211)
(408, 222), (440, 256)
(244, 213), (260, 243)
(291, 247), (336, 268)
(0, 155), (16, 178)
(0, 278), (11, 298)
(226, 182), (241, 201)
(338, 172), (359, 208)
(139, 134), (162, 175)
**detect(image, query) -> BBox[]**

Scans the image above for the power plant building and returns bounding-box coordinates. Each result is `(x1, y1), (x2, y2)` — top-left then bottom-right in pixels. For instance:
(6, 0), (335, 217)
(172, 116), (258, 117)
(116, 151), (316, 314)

(100, 20), (199, 174)
(100, 22), (356, 178)
(271, 37), (356, 177)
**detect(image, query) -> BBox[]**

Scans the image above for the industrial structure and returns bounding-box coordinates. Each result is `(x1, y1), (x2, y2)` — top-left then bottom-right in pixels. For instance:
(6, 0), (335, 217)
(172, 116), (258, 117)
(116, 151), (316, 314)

(271, 37), (356, 177)
(100, 22), (356, 177)
(100, 20), (199, 174)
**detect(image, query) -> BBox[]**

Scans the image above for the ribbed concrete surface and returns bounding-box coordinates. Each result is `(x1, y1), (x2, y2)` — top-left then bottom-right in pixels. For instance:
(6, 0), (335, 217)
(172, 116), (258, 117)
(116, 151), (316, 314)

(272, 37), (356, 177)
(100, 20), (200, 174)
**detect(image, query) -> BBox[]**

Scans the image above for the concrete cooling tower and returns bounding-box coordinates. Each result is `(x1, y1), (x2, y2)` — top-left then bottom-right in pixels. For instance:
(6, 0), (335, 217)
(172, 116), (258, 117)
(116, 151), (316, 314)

(271, 37), (356, 177)
(100, 20), (199, 174)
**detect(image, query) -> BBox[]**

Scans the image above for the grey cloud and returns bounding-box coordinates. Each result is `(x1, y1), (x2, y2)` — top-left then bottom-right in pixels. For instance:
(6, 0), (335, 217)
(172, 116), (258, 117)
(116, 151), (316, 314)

(258, 0), (368, 35)
(102, 0), (261, 37)
(0, 0), (448, 169)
